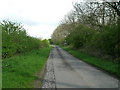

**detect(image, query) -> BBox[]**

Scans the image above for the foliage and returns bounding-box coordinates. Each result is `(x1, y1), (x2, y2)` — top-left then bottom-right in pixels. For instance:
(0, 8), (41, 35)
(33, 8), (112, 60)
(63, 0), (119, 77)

(52, 1), (120, 60)
(90, 25), (120, 58)
(1, 20), (49, 58)
(40, 39), (50, 47)
(52, 24), (72, 45)
(66, 24), (96, 48)
(48, 39), (53, 45)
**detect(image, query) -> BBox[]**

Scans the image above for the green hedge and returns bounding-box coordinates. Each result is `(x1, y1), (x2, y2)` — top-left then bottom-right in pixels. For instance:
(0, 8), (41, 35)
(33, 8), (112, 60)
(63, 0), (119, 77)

(1, 20), (49, 58)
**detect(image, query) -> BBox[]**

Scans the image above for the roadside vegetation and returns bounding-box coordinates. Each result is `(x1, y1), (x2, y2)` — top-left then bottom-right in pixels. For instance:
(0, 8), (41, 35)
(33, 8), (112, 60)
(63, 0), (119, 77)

(1, 20), (52, 88)
(63, 46), (119, 78)
(2, 47), (52, 88)
(52, 1), (120, 77)
(1, 20), (50, 59)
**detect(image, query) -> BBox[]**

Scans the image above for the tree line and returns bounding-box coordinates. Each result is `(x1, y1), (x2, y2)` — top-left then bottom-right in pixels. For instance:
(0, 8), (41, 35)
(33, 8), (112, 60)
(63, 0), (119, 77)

(1, 20), (49, 58)
(52, 1), (120, 61)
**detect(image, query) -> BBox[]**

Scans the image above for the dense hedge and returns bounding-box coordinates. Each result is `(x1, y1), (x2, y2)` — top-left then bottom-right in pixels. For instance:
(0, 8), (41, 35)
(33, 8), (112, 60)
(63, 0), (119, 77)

(52, 2), (120, 61)
(52, 23), (119, 61)
(89, 25), (120, 58)
(65, 24), (119, 60)
(1, 20), (49, 58)
(66, 24), (96, 49)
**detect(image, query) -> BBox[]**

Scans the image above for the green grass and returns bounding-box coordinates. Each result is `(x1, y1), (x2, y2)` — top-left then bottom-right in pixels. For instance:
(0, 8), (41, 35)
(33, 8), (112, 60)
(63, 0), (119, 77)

(2, 46), (52, 88)
(62, 46), (120, 78)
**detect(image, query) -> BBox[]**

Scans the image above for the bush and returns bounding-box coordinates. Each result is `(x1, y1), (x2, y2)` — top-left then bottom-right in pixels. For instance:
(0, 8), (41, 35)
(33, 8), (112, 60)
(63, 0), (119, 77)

(1, 20), (49, 58)
(65, 24), (119, 60)
(40, 39), (50, 47)
(90, 25), (119, 58)
(66, 24), (96, 49)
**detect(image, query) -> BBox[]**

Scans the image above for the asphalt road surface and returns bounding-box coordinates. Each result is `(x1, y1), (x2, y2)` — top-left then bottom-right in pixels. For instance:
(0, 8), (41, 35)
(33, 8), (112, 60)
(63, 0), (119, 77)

(42, 46), (119, 88)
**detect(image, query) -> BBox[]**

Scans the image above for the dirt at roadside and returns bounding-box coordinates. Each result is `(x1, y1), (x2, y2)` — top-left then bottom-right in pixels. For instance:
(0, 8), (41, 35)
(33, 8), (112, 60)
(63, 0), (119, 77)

(34, 63), (47, 88)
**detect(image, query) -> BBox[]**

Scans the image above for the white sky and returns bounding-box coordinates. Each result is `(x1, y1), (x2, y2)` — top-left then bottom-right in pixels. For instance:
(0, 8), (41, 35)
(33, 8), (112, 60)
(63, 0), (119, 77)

(0, 0), (80, 39)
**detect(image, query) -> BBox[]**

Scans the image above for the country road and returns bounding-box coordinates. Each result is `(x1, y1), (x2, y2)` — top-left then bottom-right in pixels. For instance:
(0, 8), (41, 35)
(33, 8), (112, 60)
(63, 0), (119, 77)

(42, 46), (119, 88)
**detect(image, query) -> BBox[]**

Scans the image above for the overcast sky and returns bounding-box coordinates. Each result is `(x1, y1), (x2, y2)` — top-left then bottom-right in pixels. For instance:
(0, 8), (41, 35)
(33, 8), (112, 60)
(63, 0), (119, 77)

(0, 0), (81, 39)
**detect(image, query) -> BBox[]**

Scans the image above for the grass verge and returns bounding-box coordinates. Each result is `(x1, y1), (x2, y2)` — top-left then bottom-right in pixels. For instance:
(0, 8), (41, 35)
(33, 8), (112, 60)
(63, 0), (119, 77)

(2, 46), (52, 88)
(62, 46), (120, 78)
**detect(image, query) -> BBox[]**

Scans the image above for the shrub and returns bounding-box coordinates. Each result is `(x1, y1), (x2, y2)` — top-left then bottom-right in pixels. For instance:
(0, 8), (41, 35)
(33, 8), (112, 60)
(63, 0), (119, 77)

(1, 20), (49, 58)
